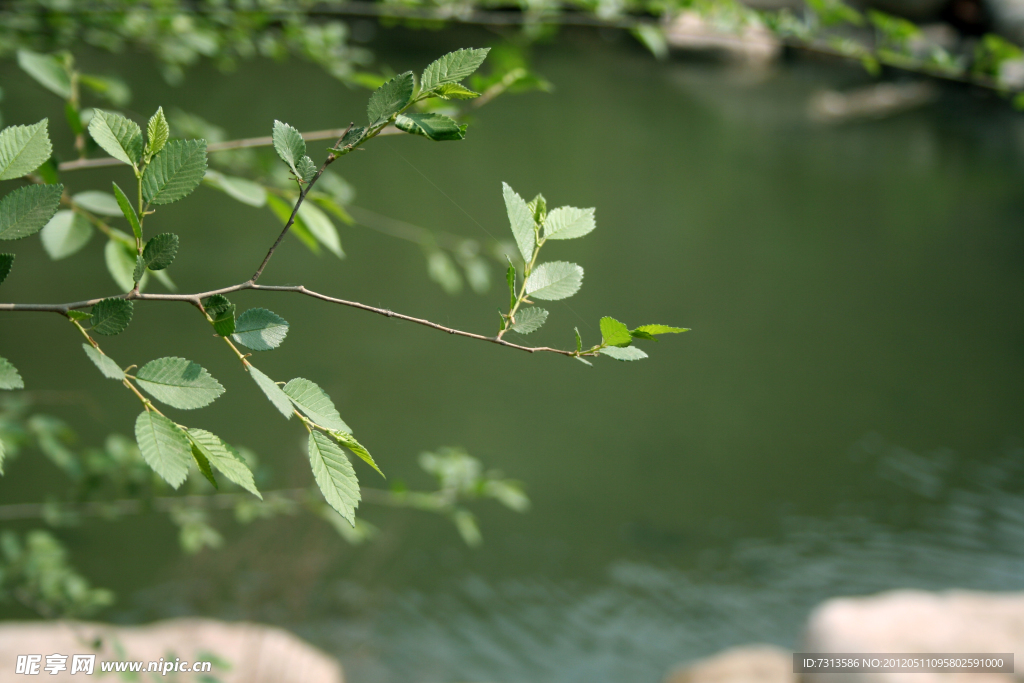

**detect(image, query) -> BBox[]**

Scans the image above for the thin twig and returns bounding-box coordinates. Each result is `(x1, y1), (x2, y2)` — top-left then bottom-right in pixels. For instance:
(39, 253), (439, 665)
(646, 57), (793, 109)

(0, 282), (584, 356)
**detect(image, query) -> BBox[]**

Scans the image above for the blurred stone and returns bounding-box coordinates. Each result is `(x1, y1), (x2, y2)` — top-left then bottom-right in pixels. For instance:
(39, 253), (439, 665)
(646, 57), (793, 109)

(664, 11), (782, 64)
(808, 82), (938, 122)
(0, 618), (343, 683)
(801, 589), (1024, 683)
(664, 644), (796, 683)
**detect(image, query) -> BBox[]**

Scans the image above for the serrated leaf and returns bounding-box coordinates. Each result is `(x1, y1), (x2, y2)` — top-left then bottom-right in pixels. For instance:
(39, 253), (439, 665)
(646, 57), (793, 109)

(296, 156), (317, 182)
(284, 378), (351, 433)
(143, 233), (178, 270)
(82, 344), (124, 380)
(72, 191), (121, 216)
(421, 48), (490, 91)
(134, 410), (191, 488)
(297, 201), (343, 258)
(187, 428), (261, 499)
(248, 365), (293, 419)
(190, 440), (218, 489)
(600, 316), (632, 347)
(0, 254), (12, 285)
(272, 120), (305, 175)
(599, 346), (649, 361)
(367, 72), (414, 126)
(330, 126), (366, 155)
(17, 50), (71, 99)
(511, 307), (548, 334)
(105, 236), (141, 292)
(202, 294), (235, 336)
(0, 356), (24, 389)
(40, 210), (92, 260)
(132, 254), (145, 283)
(432, 83), (481, 99)
(525, 261), (583, 301)
(232, 308), (289, 351)
(309, 430), (360, 526)
(88, 109), (143, 167)
(146, 106), (168, 158)
(544, 206), (595, 240)
(502, 182), (535, 262)
(395, 113), (466, 141)
(90, 298), (133, 335)
(135, 357), (225, 409)
(0, 119), (52, 180)
(142, 139), (208, 205)
(332, 430), (383, 478)
(203, 170), (266, 207)
(112, 182), (142, 241)
(0, 184), (63, 240)
(631, 324), (690, 338)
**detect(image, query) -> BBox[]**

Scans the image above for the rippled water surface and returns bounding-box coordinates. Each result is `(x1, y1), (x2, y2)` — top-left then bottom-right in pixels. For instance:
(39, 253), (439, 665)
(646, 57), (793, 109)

(1, 27), (1022, 683)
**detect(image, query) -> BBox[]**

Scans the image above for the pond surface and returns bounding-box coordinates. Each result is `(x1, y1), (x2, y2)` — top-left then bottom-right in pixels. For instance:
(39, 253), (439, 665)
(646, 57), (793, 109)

(1, 25), (1023, 683)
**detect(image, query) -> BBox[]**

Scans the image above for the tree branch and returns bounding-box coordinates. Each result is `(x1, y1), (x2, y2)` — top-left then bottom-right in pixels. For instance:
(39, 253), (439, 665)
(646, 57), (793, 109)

(0, 282), (584, 356)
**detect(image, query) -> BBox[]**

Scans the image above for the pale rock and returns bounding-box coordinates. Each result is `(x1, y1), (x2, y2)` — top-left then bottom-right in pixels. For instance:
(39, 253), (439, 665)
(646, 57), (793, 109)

(663, 644), (796, 683)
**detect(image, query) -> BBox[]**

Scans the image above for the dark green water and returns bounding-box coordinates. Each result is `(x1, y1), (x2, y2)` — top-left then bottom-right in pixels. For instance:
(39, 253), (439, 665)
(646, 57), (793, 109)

(1, 26), (1023, 682)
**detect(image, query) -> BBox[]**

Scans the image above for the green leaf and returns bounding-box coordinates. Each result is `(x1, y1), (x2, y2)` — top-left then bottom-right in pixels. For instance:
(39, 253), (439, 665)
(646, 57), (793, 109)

(0, 254), (12, 286)
(112, 182), (142, 241)
(105, 236), (141, 292)
(308, 430), (360, 526)
(17, 50), (71, 99)
(78, 74), (131, 107)
(0, 356), (24, 390)
(134, 410), (192, 488)
(201, 294), (235, 337)
(395, 113), (467, 141)
(135, 357), (225, 410)
(506, 259), (516, 310)
(502, 182), (535, 262)
(332, 430), (384, 478)
(297, 201), (343, 258)
(90, 298), (133, 335)
(132, 254), (145, 284)
(142, 139), (208, 205)
(367, 72), (414, 126)
(525, 261), (583, 301)
(453, 509), (482, 546)
(284, 378), (351, 433)
(272, 120), (306, 176)
(203, 170), (266, 207)
(544, 206), (595, 240)
(330, 126), (366, 155)
(0, 119), (52, 180)
(40, 210), (92, 260)
(599, 346), (649, 361)
(630, 324), (690, 340)
(0, 184), (64, 240)
(574, 326), (582, 353)
(232, 308), (289, 351)
(248, 365), (293, 419)
(427, 250), (462, 294)
(421, 48), (490, 91)
(190, 440), (218, 489)
(528, 193), (547, 223)
(88, 109), (143, 168)
(310, 194), (353, 225)
(432, 83), (481, 100)
(82, 344), (124, 380)
(600, 316), (632, 347)
(511, 307), (548, 334)
(631, 24), (669, 60)
(266, 194), (319, 254)
(145, 106), (169, 158)
(66, 310), (91, 321)
(187, 428), (262, 499)
(296, 156), (317, 183)
(143, 233), (178, 270)
(72, 191), (121, 217)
